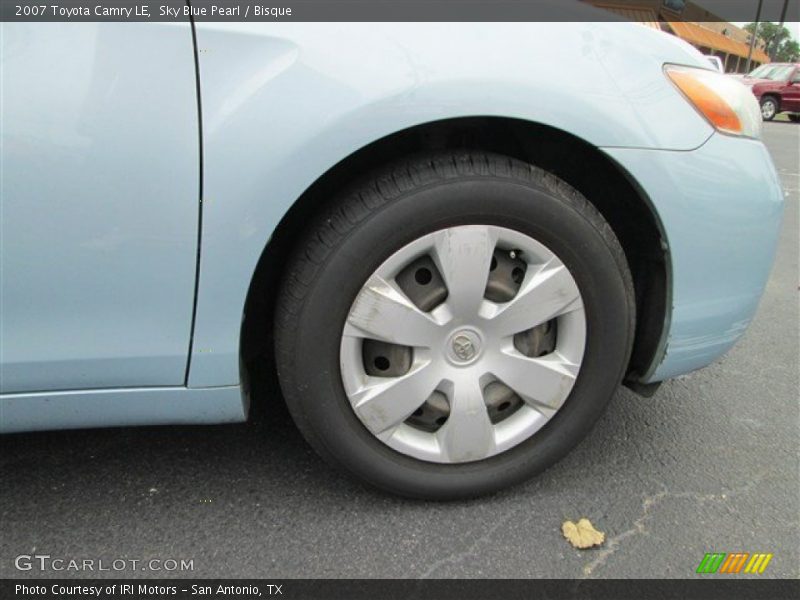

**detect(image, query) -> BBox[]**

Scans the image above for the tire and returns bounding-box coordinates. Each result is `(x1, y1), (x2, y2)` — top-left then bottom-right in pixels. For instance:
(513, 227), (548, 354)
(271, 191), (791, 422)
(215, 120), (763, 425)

(788, 114), (800, 123)
(274, 152), (635, 499)
(760, 96), (778, 121)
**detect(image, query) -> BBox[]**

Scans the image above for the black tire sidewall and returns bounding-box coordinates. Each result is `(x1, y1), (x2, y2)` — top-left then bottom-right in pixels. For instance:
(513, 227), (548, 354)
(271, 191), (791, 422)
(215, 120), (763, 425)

(283, 177), (633, 498)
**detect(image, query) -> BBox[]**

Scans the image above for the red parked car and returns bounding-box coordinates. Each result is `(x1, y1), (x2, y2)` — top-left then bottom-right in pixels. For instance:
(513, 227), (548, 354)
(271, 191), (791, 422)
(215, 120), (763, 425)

(744, 63), (800, 122)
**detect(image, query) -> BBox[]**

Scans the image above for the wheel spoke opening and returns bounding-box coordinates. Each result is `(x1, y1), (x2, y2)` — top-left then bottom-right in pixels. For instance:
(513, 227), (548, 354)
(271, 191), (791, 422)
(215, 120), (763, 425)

(514, 318), (558, 358)
(362, 339), (413, 377)
(395, 255), (448, 312)
(483, 380), (524, 424)
(484, 247), (527, 302)
(405, 390), (450, 433)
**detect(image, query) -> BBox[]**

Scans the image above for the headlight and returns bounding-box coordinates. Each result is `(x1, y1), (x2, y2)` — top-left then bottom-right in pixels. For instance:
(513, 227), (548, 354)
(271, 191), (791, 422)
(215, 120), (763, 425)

(665, 65), (762, 139)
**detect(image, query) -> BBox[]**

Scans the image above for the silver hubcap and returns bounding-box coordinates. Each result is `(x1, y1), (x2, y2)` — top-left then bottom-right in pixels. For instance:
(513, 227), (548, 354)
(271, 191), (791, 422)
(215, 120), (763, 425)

(762, 100), (776, 119)
(340, 225), (587, 464)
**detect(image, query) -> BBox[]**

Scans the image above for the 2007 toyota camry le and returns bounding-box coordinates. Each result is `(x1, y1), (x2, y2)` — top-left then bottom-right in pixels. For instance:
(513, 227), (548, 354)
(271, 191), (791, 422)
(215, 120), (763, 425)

(0, 16), (784, 499)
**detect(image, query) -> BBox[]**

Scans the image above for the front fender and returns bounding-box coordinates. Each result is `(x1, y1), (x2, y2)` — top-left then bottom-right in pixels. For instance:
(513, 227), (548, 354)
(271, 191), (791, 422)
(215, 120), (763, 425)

(188, 22), (712, 386)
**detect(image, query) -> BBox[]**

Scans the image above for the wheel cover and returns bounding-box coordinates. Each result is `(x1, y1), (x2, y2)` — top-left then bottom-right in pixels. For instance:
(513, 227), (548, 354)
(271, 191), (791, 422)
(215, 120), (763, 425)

(761, 100), (776, 119)
(339, 225), (587, 464)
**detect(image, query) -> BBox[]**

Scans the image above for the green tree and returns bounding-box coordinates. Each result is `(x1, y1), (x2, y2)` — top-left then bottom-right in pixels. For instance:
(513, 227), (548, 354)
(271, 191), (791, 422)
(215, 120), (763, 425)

(743, 22), (800, 62)
(775, 39), (800, 62)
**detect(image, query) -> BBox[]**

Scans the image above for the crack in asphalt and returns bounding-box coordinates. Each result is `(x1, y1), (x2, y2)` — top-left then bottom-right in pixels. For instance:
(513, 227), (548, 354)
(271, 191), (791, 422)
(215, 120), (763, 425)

(416, 505), (526, 579)
(581, 479), (764, 578)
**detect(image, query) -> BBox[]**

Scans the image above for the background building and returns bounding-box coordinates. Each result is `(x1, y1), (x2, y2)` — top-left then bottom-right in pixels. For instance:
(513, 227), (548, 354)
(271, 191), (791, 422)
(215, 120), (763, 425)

(588, 0), (771, 72)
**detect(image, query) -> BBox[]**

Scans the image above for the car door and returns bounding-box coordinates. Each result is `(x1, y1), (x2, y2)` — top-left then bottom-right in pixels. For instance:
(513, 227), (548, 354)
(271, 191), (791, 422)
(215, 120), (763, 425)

(782, 67), (800, 112)
(0, 22), (199, 393)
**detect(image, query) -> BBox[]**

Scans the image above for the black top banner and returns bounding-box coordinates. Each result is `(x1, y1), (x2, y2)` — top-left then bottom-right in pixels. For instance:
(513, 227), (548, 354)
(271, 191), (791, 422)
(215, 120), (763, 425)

(2, 0), (799, 22)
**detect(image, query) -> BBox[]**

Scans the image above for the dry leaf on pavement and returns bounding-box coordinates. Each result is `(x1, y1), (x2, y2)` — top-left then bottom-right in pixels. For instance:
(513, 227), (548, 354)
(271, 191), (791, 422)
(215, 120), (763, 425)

(562, 518), (605, 549)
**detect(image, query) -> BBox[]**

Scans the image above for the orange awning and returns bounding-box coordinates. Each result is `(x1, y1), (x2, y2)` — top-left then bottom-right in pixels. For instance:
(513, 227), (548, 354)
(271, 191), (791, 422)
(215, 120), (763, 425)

(667, 21), (770, 63)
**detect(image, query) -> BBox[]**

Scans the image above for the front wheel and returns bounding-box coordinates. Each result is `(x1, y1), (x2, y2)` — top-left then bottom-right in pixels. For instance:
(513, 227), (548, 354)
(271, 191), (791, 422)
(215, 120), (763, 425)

(761, 96), (778, 121)
(274, 153), (635, 499)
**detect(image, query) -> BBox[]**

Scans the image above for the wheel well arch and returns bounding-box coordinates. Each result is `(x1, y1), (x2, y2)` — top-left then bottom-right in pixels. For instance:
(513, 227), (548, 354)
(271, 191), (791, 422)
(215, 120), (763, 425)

(240, 117), (670, 403)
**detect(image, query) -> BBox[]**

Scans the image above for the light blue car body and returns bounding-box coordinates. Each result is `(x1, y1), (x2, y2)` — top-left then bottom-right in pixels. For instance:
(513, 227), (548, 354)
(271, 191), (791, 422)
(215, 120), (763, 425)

(0, 20), (784, 433)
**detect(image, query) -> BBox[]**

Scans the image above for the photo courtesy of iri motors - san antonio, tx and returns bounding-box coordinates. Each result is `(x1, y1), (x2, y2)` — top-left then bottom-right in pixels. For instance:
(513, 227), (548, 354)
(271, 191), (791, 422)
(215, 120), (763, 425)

(13, 583), (280, 597)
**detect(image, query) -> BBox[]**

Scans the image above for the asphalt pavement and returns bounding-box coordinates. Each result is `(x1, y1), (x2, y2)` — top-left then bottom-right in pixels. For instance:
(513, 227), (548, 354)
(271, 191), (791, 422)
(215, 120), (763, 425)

(1, 122), (798, 580)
